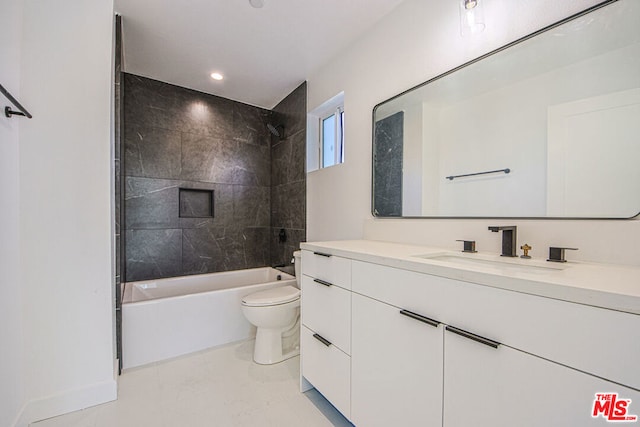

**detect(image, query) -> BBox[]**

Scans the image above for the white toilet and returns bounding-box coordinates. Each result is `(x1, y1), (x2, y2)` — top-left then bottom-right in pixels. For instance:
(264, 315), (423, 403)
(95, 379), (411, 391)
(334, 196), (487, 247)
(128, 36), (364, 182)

(241, 251), (302, 364)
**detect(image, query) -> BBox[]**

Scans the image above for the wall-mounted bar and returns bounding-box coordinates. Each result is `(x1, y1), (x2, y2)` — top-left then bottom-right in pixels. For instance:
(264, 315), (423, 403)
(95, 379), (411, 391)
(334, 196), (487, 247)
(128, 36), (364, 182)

(446, 168), (510, 181)
(1, 83), (33, 119)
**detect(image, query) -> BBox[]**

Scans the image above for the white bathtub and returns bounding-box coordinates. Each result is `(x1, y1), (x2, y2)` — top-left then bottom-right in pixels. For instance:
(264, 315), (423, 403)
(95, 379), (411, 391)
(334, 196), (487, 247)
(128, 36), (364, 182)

(122, 267), (296, 369)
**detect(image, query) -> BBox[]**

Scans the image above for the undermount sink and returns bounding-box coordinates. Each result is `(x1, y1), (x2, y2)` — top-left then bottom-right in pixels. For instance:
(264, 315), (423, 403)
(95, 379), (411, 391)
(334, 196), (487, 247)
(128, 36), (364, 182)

(413, 253), (566, 274)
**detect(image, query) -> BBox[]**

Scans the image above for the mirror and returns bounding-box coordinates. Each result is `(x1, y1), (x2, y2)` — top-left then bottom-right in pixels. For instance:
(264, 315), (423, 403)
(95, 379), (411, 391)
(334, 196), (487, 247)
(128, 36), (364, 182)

(372, 0), (640, 218)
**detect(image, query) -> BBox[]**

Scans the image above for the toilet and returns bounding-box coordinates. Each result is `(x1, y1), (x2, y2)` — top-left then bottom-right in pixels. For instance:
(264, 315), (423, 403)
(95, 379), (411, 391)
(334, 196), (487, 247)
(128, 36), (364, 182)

(241, 251), (302, 364)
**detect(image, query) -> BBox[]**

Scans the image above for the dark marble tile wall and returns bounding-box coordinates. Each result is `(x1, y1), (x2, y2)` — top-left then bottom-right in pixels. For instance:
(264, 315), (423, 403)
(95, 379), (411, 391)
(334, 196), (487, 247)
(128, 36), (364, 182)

(270, 82), (307, 269)
(374, 111), (404, 217)
(123, 73), (273, 281)
(114, 15), (124, 372)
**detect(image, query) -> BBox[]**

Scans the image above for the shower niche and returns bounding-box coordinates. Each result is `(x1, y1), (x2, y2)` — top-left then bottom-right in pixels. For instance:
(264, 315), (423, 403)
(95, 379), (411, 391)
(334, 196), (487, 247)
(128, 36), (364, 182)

(179, 188), (214, 218)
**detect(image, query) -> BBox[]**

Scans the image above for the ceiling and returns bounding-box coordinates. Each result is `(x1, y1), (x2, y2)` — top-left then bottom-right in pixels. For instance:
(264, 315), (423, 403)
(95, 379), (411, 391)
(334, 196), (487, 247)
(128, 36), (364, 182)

(115, 0), (405, 109)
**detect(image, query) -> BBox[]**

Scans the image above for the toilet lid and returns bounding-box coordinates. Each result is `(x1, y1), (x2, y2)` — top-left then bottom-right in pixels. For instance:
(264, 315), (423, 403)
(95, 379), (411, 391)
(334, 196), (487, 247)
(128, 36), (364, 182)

(242, 285), (300, 307)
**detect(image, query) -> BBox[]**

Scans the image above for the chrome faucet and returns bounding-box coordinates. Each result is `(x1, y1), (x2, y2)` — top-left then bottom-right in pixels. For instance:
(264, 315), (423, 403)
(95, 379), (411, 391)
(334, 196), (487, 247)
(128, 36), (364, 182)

(488, 226), (517, 257)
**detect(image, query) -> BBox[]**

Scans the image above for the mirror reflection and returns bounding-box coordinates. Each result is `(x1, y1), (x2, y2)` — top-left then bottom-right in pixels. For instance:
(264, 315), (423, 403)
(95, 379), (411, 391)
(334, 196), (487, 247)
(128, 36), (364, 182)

(372, 0), (640, 218)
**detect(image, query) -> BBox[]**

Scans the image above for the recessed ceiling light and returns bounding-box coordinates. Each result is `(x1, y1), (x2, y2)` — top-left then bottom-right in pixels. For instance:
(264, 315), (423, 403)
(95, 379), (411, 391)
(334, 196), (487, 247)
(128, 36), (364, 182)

(249, 0), (264, 8)
(210, 72), (224, 81)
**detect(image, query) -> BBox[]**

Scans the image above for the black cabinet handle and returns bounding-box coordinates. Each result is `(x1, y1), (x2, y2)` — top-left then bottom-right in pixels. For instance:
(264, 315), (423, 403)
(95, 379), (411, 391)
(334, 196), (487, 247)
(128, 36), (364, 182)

(445, 325), (500, 349)
(313, 251), (332, 257)
(399, 309), (440, 328)
(313, 278), (333, 287)
(313, 333), (332, 347)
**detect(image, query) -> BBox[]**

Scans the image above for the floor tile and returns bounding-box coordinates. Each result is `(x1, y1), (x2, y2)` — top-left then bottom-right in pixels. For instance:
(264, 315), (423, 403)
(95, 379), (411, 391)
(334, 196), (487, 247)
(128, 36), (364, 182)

(32, 340), (352, 427)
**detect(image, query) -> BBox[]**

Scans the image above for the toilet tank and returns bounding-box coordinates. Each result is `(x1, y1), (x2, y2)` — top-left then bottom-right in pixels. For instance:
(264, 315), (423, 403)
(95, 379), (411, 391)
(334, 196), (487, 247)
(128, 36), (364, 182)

(293, 251), (302, 288)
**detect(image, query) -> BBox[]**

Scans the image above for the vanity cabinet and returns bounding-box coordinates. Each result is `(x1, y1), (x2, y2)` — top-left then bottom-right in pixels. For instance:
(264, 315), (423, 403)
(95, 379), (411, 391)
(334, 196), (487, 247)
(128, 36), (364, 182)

(351, 293), (443, 427)
(300, 246), (640, 426)
(349, 259), (640, 426)
(300, 250), (352, 419)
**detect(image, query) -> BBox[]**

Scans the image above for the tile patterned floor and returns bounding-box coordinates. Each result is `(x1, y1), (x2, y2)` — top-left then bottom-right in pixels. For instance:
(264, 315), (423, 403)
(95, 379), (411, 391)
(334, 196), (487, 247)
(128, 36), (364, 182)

(32, 340), (352, 427)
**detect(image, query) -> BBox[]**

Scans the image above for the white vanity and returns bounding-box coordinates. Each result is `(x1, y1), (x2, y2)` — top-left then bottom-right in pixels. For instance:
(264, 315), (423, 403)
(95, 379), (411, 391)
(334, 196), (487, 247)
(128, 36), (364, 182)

(299, 240), (640, 426)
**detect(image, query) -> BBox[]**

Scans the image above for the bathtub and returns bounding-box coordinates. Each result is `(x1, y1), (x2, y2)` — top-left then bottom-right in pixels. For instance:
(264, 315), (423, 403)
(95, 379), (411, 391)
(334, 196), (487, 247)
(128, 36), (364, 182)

(122, 267), (296, 369)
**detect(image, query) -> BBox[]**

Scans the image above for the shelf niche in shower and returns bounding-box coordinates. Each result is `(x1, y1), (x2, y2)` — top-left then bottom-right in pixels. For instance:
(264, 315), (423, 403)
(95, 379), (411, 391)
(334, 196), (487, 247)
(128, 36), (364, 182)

(179, 188), (214, 218)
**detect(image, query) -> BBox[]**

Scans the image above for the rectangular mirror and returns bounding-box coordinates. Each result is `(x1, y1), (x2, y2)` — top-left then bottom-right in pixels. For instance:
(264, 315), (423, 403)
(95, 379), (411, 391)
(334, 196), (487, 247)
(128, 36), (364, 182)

(372, 0), (640, 218)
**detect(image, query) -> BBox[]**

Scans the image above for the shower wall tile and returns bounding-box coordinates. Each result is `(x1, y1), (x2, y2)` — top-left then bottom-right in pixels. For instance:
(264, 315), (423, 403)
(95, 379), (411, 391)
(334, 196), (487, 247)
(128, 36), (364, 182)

(124, 75), (182, 132)
(236, 141), (271, 186)
(181, 226), (226, 274)
(124, 125), (182, 179)
(271, 82), (307, 140)
(115, 234), (121, 277)
(174, 89), (235, 138)
(233, 186), (270, 228)
(125, 177), (180, 229)
(182, 226), (270, 275)
(115, 16), (124, 371)
(269, 82), (307, 268)
(126, 229), (182, 281)
(241, 227), (271, 268)
(271, 181), (306, 230)
(180, 134), (229, 183)
(124, 74), (235, 139)
(271, 130), (305, 187)
(181, 134), (271, 186)
(115, 86), (121, 161)
(115, 159), (121, 234)
(126, 177), (236, 231)
(233, 102), (271, 147)
(124, 73), (276, 281)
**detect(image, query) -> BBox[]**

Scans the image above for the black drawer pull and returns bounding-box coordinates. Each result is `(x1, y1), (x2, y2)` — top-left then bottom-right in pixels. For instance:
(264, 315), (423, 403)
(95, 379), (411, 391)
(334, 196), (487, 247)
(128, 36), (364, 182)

(313, 278), (333, 287)
(445, 325), (500, 349)
(399, 309), (440, 328)
(312, 333), (332, 347)
(313, 251), (332, 257)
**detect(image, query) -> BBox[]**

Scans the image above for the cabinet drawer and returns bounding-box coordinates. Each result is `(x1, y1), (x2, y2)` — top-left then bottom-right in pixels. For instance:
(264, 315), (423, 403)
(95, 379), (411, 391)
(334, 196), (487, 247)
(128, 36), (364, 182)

(352, 260), (448, 322)
(301, 275), (351, 354)
(444, 328), (640, 427)
(301, 250), (351, 290)
(301, 326), (351, 419)
(443, 278), (640, 392)
(352, 260), (640, 390)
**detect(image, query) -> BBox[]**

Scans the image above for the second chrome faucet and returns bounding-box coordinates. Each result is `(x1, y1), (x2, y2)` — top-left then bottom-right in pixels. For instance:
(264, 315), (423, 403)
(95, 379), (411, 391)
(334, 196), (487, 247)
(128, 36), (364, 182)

(488, 226), (517, 257)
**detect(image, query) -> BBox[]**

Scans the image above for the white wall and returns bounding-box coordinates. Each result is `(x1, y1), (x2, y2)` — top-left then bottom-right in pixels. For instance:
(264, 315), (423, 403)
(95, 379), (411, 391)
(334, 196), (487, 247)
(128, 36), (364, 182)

(306, 0), (640, 267)
(0, 0), (26, 425)
(402, 105), (423, 215)
(436, 44), (639, 217)
(2, 0), (117, 425)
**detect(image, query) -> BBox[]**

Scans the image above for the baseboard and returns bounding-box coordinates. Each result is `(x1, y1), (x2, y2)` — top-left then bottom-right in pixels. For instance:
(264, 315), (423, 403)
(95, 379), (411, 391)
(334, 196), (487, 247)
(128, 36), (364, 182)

(14, 379), (117, 427)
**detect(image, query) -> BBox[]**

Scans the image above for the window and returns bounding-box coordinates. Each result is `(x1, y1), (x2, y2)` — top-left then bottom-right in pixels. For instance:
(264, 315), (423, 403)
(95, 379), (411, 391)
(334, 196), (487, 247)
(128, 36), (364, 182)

(307, 92), (345, 172)
(320, 107), (344, 168)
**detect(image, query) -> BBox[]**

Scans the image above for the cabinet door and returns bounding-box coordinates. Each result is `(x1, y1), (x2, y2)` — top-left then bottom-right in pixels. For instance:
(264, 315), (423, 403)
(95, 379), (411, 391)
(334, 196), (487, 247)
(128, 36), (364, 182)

(301, 326), (351, 419)
(443, 327), (640, 427)
(352, 293), (444, 427)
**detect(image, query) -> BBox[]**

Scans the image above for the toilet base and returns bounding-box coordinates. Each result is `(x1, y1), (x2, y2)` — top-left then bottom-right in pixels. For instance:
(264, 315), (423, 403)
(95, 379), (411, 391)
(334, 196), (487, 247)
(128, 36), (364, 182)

(253, 344), (299, 365)
(253, 315), (300, 365)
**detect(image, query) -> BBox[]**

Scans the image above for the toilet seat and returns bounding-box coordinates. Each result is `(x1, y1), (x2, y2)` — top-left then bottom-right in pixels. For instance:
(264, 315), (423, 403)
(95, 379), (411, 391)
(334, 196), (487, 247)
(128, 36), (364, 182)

(242, 285), (300, 307)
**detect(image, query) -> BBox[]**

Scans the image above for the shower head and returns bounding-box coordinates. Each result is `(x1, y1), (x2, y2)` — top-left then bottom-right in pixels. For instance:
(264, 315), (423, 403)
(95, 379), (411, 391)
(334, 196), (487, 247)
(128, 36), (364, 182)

(267, 123), (285, 139)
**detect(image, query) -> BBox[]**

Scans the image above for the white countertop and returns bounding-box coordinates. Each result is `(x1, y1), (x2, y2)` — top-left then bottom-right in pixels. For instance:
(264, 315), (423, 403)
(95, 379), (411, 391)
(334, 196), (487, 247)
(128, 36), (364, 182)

(300, 240), (640, 315)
